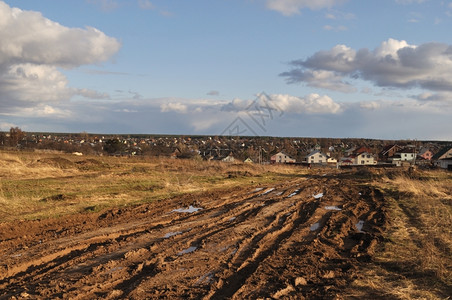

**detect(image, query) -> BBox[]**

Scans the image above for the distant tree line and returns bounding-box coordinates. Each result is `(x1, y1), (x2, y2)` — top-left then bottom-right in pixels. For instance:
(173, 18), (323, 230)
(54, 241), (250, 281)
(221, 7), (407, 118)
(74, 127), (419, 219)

(2, 126), (445, 162)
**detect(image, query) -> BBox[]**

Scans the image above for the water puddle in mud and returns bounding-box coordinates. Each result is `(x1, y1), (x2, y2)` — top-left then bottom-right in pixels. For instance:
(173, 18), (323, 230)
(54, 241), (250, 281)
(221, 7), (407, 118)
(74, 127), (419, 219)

(228, 217), (236, 221)
(178, 246), (197, 255)
(196, 271), (214, 285)
(172, 206), (203, 213)
(261, 188), (275, 195)
(253, 188), (264, 192)
(287, 189), (300, 198)
(324, 206), (342, 211)
(356, 220), (364, 232)
(107, 267), (123, 274)
(310, 223), (320, 231)
(163, 231), (182, 239)
(275, 191), (284, 196)
(313, 193), (323, 199)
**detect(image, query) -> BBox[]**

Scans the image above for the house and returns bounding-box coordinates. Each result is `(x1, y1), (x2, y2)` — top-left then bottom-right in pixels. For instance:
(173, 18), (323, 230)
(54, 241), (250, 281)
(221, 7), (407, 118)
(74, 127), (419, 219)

(271, 152), (296, 164)
(354, 152), (376, 165)
(396, 147), (416, 162)
(438, 158), (452, 170)
(305, 150), (327, 164)
(418, 148), (433, 160)
(432, 146), (452, 161)
(432, 147), (452, 167)
(340, 146), (377, 166)
(379, 144), (403, 161)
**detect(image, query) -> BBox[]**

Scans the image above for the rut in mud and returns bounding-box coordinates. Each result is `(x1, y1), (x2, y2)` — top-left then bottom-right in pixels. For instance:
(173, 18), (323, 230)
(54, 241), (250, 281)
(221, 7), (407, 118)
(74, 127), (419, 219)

(0, 173), (387, 299)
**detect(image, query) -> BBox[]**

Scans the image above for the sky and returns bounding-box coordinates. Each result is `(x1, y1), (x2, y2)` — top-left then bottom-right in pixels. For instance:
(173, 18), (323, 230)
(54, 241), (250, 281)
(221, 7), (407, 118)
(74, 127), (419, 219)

(1, 0), (452, 140)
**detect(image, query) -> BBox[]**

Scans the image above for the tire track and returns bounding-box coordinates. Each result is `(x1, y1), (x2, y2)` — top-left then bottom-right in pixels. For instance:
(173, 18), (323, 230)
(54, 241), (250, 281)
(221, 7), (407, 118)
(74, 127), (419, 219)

(0, 174), (387, 299)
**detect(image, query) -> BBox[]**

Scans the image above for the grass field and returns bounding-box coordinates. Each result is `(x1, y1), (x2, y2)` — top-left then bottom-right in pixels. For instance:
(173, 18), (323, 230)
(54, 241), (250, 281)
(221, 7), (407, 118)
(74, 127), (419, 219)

(0, 150), (303, 221)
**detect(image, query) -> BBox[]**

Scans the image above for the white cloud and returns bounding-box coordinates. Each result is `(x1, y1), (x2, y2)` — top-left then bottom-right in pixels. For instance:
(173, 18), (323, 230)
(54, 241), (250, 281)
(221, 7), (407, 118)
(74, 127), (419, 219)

(160, 102), (188, 113)
(281, 38), (452, 92)
(0, 1), (120, 113)
(271, 93), (342, 114)
(220, 93), (342, 114)
(266, 0), (348, 16)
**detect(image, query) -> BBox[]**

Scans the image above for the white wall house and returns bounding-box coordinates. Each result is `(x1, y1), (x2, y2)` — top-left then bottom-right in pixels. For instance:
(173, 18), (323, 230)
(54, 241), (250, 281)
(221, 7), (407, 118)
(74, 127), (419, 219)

(439, 158), (452, 170)
(354, 152), (376, 165)
(398, 150), (416, 161)
(306, 150), (327, 164)
(271, 152), (296, 164)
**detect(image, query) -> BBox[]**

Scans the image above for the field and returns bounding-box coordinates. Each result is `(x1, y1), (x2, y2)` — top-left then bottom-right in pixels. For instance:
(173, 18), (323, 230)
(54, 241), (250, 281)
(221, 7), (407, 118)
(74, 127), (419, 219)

(0, 150), (451, 299)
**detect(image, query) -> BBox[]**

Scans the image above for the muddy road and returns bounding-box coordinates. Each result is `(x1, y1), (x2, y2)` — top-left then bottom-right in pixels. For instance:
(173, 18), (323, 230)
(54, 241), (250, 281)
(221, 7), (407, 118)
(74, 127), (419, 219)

(0, 173), (387, 299)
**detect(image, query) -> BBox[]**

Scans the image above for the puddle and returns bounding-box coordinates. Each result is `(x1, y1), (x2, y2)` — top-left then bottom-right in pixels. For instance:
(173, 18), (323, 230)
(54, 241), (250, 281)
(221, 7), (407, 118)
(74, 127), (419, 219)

(178, 246), (197, 255)
(310, 223), (320, 231)
(275, 191), (284, 196)
(313, 193), (323, 199)
(172, 206), (203, 213)
(196, 271), (214, 285)
(163, 231), (182, 239)
(252, 187), (264, 192)
(107, 266), (123, 274)
(287, 189), (300, 198)
(261, 188), (275, 195)
(356, 220), (365, 232)
(324, 206), (342, 211)
(228, 217), (236, 221)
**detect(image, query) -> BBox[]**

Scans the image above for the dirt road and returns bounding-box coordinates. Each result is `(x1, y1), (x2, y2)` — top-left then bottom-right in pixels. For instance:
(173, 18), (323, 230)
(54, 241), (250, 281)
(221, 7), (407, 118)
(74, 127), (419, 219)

(0, 172), (387, 299)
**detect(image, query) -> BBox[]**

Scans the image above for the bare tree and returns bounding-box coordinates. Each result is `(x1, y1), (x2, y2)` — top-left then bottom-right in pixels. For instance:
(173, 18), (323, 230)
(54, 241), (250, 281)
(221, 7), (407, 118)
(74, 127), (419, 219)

(9, 127), (25, 147)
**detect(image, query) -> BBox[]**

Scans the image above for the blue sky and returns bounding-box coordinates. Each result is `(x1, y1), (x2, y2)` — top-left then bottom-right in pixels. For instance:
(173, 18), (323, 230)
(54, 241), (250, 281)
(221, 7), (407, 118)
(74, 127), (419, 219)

(1, 0), (452, 140)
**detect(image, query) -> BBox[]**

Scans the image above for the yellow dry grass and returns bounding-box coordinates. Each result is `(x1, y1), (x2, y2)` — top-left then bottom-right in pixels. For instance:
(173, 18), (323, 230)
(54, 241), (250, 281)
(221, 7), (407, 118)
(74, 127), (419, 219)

(0, 150), (305, 221)
(350, 170), (452, 299)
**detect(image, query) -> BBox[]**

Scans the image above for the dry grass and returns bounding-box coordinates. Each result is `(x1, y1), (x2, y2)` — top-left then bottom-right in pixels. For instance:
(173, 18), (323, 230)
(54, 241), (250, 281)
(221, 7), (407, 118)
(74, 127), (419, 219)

(350, 169), (452, 299)
(0, 150), (305, 221)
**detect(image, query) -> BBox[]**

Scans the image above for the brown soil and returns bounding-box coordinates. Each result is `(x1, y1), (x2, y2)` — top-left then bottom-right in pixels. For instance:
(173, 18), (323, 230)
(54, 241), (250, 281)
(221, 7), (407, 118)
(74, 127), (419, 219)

(0, 172), (387, 299)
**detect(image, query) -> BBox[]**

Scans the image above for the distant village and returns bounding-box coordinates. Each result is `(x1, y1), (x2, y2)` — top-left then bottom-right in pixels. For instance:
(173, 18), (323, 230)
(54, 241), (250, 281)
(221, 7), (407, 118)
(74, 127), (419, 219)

(1, 127), (452, 171)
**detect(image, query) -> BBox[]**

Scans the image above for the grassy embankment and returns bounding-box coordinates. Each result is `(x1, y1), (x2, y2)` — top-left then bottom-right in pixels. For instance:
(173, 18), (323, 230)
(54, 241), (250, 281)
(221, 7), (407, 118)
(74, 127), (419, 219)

(0, 150), (303, 221)
(351, 169), (452, 299)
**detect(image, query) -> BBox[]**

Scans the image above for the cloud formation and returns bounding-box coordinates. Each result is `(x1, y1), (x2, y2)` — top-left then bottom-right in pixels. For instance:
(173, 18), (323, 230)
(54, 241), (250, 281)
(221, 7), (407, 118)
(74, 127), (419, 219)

(160, 102), (188, 114)
(281, 38), (452, 92)
(0, 1), (120, 112)
(266, 0), (347, 16)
